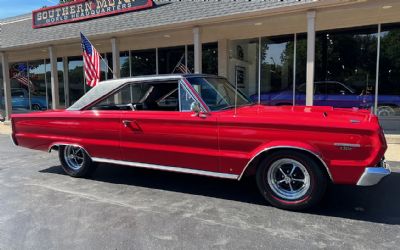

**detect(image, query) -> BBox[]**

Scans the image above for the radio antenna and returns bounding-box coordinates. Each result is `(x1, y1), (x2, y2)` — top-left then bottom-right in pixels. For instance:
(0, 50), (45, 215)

(234, 67), (238, 117)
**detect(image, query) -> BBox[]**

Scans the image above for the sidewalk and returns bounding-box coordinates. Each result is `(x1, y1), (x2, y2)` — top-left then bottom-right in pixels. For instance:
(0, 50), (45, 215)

(0, 122), (398, 161)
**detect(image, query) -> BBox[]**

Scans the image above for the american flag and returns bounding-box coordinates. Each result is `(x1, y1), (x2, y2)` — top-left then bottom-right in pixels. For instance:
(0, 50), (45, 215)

(11, 64), (35, 91)
(81, 32), (100, 87)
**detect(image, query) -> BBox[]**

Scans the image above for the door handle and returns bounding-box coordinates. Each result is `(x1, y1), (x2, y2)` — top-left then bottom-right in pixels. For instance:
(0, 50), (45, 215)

(122, 120), (133, 127)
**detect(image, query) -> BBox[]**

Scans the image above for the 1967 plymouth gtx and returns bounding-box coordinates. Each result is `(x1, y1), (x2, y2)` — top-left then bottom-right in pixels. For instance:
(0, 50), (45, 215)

(11, 74), (391, 210)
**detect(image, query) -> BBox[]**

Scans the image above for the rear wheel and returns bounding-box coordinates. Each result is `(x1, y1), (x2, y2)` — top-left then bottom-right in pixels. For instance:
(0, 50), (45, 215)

(59, 145), (97, 177)
(256, 150), (327, 210)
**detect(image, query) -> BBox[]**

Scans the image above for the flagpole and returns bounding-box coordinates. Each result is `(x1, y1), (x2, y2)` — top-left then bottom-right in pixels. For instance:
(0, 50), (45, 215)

(172, 54), (185, 74)
(98, 52), (114, 76)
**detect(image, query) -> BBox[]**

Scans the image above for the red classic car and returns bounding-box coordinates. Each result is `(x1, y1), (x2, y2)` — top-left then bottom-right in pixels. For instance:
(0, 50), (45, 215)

(11, 74), (391, 210)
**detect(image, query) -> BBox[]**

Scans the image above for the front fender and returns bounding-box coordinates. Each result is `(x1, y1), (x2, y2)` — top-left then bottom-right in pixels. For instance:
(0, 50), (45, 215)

(239, 140), (332, 181)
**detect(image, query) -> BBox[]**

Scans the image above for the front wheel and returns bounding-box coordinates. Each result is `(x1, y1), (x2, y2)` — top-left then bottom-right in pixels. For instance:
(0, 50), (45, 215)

(256, 150), (327, 210)
(59, 145), (97, 177)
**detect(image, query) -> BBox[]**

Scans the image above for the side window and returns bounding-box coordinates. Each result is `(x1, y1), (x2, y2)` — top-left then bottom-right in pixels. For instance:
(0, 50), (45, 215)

(91, 84), (134, 110)
(92, 81), (180, 111)
(180, 83), (197, 111)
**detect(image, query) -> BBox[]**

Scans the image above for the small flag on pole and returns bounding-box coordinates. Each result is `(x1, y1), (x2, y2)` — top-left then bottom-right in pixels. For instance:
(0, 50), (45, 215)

(80, 32), (100, 87)
(172, 54), (191, 74)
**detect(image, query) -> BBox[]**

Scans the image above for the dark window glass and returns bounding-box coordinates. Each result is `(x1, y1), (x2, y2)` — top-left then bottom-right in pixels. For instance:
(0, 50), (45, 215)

(120, 51), (130, 77)
(100, 53), (113, 82)
(131, 49), (156, 76)
(158, 46), (185, 74)
(315, 26), (378, 108)
(0, 62), (4, 116)
(187, 43), (219, 75)
(68, 57), (84, 105)
(202, 42), (218, 75)
(378, 24), (400, 122)
(57, 58), (65, 108)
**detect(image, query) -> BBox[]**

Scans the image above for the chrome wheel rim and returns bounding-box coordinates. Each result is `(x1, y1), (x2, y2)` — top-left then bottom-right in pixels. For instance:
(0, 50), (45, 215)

(267, 158), (311, 200)
(64, 145), (85, 170)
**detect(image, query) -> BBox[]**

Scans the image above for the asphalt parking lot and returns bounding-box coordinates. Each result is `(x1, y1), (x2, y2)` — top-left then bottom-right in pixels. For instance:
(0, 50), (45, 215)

(0, 134), (400, 249)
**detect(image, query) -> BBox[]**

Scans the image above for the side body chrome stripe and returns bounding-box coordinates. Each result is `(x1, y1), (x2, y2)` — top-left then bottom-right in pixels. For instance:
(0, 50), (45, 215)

(92, 157), (239, 180)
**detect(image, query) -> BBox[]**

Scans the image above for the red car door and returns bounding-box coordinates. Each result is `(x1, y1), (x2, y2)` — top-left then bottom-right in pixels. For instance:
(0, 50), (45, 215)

(119, 80), (219, 173)
(120, 111), (219, 172)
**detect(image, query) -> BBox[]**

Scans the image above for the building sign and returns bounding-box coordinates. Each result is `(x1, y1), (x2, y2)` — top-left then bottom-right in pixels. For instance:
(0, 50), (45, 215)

(32, 0), (153, 29)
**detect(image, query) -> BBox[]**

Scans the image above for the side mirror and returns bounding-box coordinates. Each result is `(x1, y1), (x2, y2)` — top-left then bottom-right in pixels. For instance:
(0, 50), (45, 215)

(190, 102), (207, 118)
(190, 102), (201, 114)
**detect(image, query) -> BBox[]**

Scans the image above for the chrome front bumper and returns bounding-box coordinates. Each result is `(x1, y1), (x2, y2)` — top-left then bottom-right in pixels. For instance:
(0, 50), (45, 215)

(357, 160), (391, 186)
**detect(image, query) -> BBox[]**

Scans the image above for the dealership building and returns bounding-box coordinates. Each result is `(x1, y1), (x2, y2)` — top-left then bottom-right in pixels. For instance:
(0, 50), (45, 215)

(0, 0), (399, 132)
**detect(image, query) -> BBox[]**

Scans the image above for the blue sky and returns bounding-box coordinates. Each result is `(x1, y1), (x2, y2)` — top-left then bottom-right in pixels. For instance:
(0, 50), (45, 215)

(0, 0), (57, 19)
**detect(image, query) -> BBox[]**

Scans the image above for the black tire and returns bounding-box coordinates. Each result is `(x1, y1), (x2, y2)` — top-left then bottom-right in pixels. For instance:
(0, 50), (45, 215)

(59, 145), (97, 178)
(256, 150), (327, 211)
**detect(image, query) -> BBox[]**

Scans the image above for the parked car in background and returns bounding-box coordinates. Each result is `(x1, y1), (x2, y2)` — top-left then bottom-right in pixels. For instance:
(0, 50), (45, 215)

(11, 75), (390, 211)
(251, 81), (400, 116)
(0, 88), (48, 111)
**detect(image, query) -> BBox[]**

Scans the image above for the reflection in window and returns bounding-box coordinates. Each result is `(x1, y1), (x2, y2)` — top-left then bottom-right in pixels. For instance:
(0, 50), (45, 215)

(228, 38), (259, 101)
(378, 24), (400, 120)
(315, 26), (378, 109)
(68, 57), (84, 105)
(28, 60), (48, 111)
(120, 51), (130, 77)
(131, 49), (156, 76)
(260, 35), (294, 106)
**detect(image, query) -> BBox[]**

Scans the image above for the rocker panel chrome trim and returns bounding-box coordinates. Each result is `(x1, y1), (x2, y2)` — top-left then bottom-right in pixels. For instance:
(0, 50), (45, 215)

(92, 157), (239, 180)
(238, 146), (333, 181)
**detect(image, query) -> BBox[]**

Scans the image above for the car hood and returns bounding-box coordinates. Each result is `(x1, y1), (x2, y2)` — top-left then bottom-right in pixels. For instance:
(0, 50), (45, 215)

(220, 104), (379, 131)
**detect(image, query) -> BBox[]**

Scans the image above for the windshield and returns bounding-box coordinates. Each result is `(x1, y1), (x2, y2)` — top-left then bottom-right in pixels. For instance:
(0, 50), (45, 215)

(185, 77), (252, 111)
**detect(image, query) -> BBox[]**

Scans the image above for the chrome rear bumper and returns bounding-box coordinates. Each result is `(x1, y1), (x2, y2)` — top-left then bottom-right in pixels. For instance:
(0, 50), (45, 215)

(357, 160), (391, 186)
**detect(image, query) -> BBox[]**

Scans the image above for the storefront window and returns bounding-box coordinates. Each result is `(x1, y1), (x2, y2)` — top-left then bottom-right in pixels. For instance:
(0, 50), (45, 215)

(228, 38), (259, 100)
(158, 46), (185, 74)
(120, 51), (130, 77)
(68, 57), (84, 105)
(203, 43), (218, 75)
(260, 35), (294, 105)
(0, 62), (4, 119)
(314, 26), (378, 109)
(29, 60), (49, 111)
(378, 23), (400, 131)
(131, 49), (156, 76)
(57, 58), (65, 108)
(187, 43), (218, 75)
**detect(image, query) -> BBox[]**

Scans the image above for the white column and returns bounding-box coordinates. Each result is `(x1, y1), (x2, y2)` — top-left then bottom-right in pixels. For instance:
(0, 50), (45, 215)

(306, 11), (316, 106)
(0, 52), (12, 120)
(49, 46), (60, 109)
(63, 57), (69, 107)
(193, 27), (202, 74)
(218, 39), (229, 77)
(111, 38), (120, 79)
